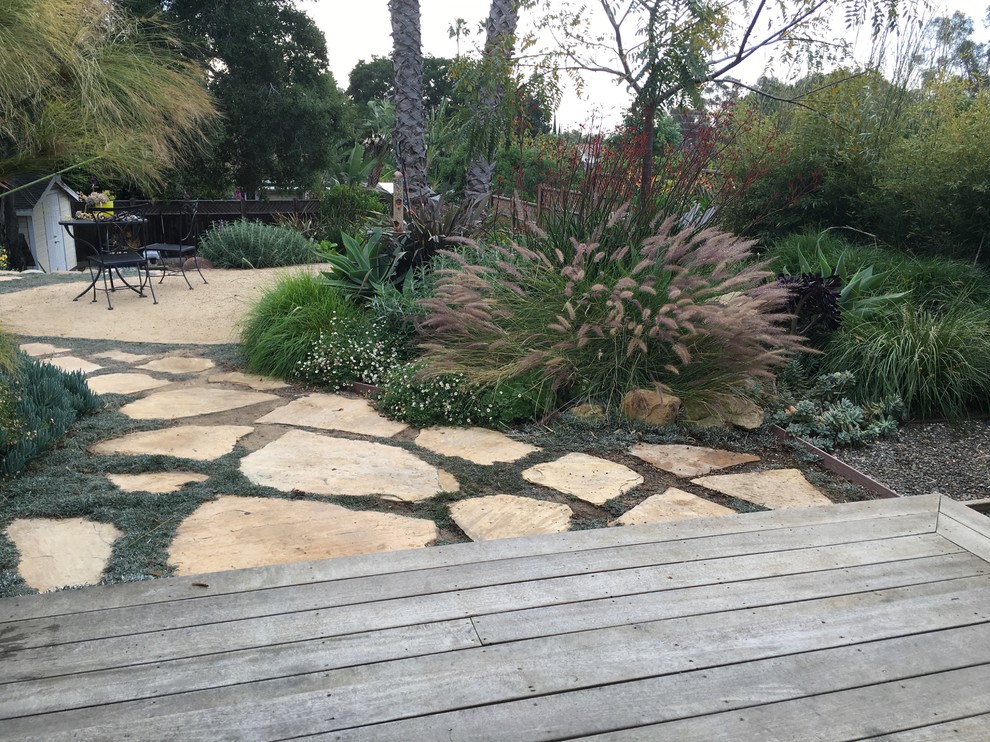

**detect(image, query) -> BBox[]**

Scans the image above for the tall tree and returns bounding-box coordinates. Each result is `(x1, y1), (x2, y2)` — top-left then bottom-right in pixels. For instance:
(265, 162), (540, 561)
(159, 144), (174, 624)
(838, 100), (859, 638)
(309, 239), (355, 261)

(348, 56), (457, 112)
(464, 0), (521, 208)
(535, 0), (912, 204)
(127, 0), (351, 194)
(390, 0), (432, 202)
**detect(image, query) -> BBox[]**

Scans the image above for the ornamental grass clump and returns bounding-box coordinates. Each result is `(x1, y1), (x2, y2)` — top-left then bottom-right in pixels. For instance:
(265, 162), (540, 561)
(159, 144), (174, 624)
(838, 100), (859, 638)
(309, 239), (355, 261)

(240, 272), (364, 379)
(824, 302), (990, 419)
(416, 217), (805, 414)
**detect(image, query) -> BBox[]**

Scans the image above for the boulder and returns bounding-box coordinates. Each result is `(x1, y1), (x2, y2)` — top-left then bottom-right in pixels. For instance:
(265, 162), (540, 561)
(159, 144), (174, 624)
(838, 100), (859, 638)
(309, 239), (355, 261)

(683, 394), (764, 430)
(620, 389), (680, 426)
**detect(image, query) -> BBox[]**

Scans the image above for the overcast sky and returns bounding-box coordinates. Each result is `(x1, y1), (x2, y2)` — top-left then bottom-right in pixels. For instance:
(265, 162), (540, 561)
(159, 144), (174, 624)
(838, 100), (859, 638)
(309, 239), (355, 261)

(308, 0), (989, 129)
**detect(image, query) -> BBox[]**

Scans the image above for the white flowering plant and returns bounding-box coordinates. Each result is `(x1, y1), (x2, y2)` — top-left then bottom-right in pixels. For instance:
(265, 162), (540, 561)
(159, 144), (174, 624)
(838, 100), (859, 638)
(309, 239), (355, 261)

(373, 362), (542, 427)
(295, 311), (405, 390)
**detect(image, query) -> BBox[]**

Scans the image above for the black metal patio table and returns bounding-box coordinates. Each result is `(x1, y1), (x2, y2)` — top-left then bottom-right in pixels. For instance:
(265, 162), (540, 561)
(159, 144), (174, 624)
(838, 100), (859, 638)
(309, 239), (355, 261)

(59, 215), (158, 310)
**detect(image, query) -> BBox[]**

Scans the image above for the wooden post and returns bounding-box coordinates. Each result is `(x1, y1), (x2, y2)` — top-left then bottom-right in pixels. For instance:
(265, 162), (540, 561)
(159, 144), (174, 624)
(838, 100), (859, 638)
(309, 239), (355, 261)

(392, 171), (405, 233)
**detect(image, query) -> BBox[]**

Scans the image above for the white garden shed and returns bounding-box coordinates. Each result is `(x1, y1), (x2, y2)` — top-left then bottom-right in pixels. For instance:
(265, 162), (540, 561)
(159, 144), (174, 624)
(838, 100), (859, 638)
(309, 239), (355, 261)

(14, 176), (79, 271)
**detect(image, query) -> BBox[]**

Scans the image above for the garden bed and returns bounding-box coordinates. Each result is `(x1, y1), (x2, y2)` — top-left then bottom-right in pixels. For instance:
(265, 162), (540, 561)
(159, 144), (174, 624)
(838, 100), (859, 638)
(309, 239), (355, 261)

(833, 419), (990, 501)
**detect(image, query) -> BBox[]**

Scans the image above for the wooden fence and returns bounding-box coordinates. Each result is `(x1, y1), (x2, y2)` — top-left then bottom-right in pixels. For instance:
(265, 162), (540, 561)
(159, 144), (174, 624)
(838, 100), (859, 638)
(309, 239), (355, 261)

(105, 199), (320, 246)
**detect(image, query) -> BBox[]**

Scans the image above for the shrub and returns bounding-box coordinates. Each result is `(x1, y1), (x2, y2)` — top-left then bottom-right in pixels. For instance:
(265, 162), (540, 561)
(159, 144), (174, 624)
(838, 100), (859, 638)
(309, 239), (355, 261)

(315, 184), (384, 246)
(824, 303), (990, 419)
(415, 218), (805, 414)
(240, 272), (364, 379)
(0, 355), (101, 479)
(374, 362), (540, 427)
(198, 220), (318, 269)
(772, 369), (902, 450)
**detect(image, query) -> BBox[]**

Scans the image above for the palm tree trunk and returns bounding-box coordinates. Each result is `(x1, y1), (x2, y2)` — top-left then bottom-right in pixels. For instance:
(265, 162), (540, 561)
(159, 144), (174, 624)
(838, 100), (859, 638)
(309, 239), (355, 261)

(465, 0), (519, 210)
(390, 0), (432, 205)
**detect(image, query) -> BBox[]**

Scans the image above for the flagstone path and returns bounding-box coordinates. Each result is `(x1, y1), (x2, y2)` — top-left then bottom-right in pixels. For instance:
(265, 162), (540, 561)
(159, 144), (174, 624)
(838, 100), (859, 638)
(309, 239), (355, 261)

(4, 340), (836, 593)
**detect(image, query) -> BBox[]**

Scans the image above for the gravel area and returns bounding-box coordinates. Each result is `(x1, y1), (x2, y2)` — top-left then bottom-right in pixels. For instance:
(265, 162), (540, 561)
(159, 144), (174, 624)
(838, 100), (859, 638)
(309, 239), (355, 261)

(836, 419), (990, 501)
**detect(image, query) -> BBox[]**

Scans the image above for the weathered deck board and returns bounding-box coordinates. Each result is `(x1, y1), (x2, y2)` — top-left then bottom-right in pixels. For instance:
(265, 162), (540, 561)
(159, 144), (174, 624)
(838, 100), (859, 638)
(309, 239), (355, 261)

(939, 496), (990, 563)
(2, 550), (982, 717)
(316, 624), (990, 741)
(0, 531), (955, 683)
(0, 512), (936, 653)
(0, 494), (940, 623)
(4, 575), (989, 739)
(582, 664), (990, 740)
(1, 494), (988, 741)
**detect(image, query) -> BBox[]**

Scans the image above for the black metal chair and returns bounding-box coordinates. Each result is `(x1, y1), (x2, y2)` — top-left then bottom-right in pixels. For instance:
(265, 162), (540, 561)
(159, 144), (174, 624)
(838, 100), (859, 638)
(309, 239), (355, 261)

(72, 204), (157, 310)
(142, 201), (207, 289)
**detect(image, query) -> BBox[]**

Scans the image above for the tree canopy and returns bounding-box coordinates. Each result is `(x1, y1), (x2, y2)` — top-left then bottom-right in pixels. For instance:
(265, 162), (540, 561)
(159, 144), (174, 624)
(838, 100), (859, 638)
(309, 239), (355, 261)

(125, 0), (352, 194)
(532, 0), (914, 201)
(348, 56), (457, 112)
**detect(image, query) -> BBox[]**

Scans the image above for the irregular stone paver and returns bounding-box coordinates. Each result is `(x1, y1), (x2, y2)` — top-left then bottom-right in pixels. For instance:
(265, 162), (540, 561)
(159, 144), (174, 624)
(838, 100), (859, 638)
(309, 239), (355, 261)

(208, 371), (289, 391)
(169, 496), (438, 575)
(241, 429), (457, 502)
(692, 468), (832, 509)
(136, 357), (215, 375)
(612, 488), (735, 526)
(450, 495), (572, 541)
(629, 443), (760, 478)
(415, 427), (541, 465)
(86, 373), (171, 396)
(119, 388), (278, 420)
(92, 350), (152, 363)
(44, 356), (101, 375)
(255, 393), (407, 438)
(522, 452), (644, 505)
(6, 518), (122, 592)
(91, 425), (253, 461)
(106, 472), (209, 494)
(19, 342), (70, 357)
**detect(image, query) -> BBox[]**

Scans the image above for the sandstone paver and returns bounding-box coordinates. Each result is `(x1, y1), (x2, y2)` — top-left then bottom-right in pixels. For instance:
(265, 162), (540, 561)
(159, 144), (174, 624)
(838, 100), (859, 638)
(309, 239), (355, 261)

(692, 468), (832, 509)
(208, 371), (289, 391)
(6, 517), (122, 592)
(450, 495), (572, 541)
(44, 356), (101, 375)
(86, 373), (171, 396)
(106, 472), (209, 494)
(255, 393), (407, 438)
(612, 487), (735, 526)
(92, 350), (153, 363)
(19, 342), (70, 357)
(119, 388), (279, 420)
(168, 496), (438, 575)
(629, 443), (760, 478)
(240, 429), (457, 501)
(522, 452), (644, 505)
(415, 427), (541, 465)
(136, 357), (215, 375)
(90, 425), (253, 461)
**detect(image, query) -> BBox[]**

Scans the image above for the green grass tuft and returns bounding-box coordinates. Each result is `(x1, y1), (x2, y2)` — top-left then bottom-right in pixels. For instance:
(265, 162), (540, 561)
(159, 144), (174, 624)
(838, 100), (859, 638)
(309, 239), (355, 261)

(240, 272), (365, 380)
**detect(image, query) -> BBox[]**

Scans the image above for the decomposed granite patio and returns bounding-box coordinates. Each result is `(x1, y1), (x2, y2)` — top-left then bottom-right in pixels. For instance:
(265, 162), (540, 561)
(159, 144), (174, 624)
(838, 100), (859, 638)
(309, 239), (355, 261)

(0, 333), (849, 594)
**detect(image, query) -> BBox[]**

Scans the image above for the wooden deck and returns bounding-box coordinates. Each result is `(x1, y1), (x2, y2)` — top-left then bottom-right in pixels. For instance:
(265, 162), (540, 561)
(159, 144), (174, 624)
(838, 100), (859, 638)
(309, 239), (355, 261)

(2, 494), (990, 740)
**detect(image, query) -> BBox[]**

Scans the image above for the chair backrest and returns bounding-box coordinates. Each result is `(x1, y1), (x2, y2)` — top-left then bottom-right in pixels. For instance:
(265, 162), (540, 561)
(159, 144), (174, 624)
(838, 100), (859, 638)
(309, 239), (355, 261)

(179, 201), (199, 245)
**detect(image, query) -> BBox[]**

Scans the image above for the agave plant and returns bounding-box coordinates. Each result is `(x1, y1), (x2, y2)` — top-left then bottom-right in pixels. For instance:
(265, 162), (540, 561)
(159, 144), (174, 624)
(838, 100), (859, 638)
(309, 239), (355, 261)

(317, 229), (401, 302)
